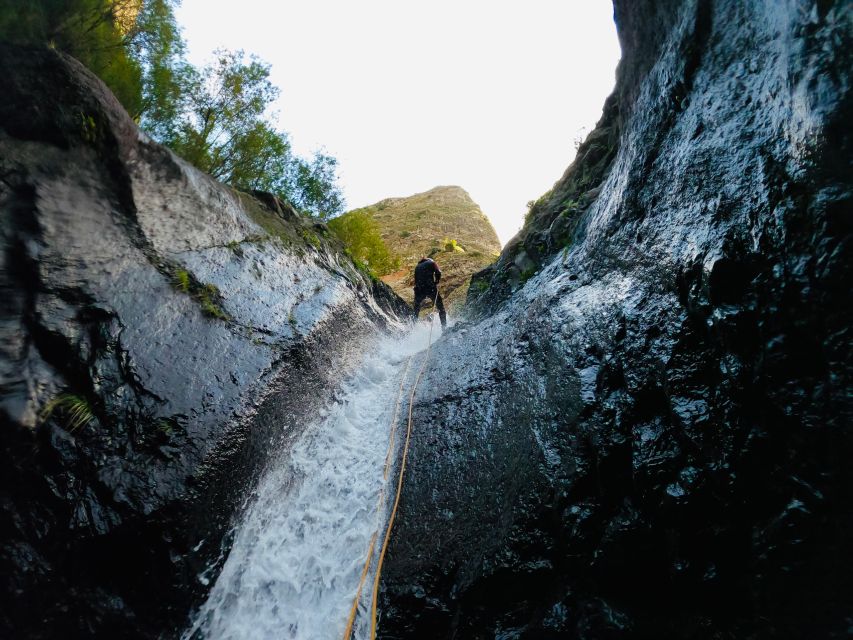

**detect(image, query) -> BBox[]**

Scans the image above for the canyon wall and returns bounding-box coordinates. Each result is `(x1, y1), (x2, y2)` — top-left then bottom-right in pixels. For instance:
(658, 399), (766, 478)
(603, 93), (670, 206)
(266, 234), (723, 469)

(383, 1), (852, 637)
(0, 46), (405, 638)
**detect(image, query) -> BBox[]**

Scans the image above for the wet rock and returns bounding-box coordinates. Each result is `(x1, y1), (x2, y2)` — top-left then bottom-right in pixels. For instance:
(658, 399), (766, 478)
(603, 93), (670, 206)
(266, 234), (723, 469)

(0, 45), (406, 638)
(383, 1), (852, 638)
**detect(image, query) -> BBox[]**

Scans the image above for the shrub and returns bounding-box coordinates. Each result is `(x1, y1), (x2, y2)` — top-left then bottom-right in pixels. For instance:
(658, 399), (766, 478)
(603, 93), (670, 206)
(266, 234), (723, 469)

(328, 210), (400, 276)
(443, 238), (464, 253)
(524, 189), (553, 224)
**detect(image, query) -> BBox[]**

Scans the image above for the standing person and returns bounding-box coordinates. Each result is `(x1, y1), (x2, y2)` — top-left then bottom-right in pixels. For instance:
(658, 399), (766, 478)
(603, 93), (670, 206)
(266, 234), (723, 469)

(412, 257), (447, 328)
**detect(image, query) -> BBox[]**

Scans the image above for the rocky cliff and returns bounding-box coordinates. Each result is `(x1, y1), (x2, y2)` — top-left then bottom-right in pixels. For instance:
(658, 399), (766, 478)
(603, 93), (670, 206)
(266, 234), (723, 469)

(358, 186), (501, 311)
(0, 46), (406, 638)
(382, 1), (852, 638)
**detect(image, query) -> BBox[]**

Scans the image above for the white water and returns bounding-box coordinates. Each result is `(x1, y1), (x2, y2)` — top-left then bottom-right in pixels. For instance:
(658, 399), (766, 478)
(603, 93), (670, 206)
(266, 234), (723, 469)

(184, 318), (442, 640)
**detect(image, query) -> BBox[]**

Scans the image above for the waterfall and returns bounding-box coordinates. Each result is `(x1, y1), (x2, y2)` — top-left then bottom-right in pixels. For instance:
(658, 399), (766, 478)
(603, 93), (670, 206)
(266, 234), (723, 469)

(184, 319), (442, 640)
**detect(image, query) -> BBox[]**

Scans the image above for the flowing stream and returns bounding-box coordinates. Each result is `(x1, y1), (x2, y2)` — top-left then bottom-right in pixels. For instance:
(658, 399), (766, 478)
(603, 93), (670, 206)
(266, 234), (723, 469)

(184, 319), (442, 640)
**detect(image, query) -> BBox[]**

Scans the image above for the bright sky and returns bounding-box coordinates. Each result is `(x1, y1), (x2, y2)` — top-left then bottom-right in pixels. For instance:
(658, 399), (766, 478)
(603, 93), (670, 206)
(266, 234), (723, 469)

(176, 1), (621, 246)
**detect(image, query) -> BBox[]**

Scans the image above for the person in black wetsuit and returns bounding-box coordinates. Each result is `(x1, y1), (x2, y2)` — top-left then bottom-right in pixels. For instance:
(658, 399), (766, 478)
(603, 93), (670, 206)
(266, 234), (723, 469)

(412, 257), (447, 327)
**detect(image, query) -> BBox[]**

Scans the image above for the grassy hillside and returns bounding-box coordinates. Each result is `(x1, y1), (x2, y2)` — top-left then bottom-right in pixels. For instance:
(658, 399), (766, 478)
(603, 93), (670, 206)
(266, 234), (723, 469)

(351, 186), (501, 313)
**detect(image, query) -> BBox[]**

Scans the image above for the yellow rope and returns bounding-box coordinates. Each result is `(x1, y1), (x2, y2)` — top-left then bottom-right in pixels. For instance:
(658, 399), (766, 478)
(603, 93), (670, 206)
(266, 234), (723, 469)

(342, 296), (440, 640)
(369, 309), (438, 639)
(341, 357), (412, 639)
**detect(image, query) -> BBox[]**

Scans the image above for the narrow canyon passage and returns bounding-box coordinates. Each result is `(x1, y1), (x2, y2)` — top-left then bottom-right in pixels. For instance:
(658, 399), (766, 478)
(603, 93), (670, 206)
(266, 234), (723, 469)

(184, 320), (443, 640)
(1, 1), (849, 638)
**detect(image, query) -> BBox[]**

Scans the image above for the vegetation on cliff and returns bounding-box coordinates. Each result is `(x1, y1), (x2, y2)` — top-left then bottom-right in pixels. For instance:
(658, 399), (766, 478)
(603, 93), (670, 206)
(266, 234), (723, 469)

(327, 209), (400, 277)
(0, 0), (344, 218)
(350, 186), (501, 310)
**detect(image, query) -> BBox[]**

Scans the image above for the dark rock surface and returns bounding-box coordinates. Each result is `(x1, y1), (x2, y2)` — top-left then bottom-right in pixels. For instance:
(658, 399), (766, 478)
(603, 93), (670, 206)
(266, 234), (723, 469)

(383, 1), (852, 638)
(0, 46), (406, 638)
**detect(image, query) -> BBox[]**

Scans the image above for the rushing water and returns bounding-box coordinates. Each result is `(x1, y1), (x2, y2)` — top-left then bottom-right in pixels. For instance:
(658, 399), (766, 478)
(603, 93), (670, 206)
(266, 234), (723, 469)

(184, 318), (442, 640)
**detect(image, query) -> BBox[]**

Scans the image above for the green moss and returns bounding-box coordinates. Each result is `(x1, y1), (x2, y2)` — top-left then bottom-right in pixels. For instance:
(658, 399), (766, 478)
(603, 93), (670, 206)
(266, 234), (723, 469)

(169, 266), (229, 321)
(198, 283), (228, 320)
(225, 239), (246, 257)
(172, 268), (191, 293)
(470, 278), (489, 293)
(520, 267), (537, 284)
(79, 112), (98, 145)
(237, 192), (297, 246)
(299, 228), (322, 250)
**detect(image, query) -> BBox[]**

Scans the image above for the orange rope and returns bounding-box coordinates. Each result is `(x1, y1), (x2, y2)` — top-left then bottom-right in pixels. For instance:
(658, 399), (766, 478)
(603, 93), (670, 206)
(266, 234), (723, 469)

(369, 311), (437, 639)
(341, 357), (412, 639)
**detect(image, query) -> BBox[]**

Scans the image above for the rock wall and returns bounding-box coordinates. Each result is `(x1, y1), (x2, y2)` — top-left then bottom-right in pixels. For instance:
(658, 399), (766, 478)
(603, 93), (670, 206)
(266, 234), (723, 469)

(383, 1), (852, 638)
(0, 46), (406, 638)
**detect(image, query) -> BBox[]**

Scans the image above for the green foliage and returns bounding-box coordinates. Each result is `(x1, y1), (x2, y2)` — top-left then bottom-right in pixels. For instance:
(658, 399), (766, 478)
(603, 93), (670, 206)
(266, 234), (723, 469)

(156, 418), (173, 436)
(2, 1), (345, 219)
(198, 283), (228, 320)
(169, 50), (280, 180)
(443, 237), (464, 253)
(525, 189), (553, 224)
(561, 198), (580, 216)
(172, 267), (191, 292)
(79, 112), (98, 143)
(134, 0), (189, 136)
(0, 0), (148, 114)
(299, 228), (322, 250)
(327, 210), (400, 277)
(40, 393), (94, 432)
(288, 151), (344, 219)
(169, 266), (228, 320)
(164, 48), (344, 219)
(470, 278), (489, 293)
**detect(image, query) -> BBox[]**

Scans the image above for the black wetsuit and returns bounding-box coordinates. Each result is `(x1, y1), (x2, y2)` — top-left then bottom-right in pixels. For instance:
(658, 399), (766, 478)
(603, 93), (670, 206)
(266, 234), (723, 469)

(412, 258), (447, 327)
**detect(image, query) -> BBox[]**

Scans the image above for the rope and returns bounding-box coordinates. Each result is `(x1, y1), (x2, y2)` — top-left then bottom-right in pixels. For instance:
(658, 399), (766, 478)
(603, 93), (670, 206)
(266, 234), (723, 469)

(369, 293), (439, 639)
(342, 291), (440, 640)
(341, 357), (412, 640)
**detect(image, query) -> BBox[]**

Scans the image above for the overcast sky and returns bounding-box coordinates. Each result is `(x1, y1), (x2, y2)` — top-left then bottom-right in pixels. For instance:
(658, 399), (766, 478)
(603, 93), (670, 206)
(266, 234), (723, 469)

(176, 1), (621, 245)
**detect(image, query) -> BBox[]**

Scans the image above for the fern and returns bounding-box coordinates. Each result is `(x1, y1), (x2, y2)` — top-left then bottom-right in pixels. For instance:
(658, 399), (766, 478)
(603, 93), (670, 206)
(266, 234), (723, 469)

(40, 393), (94, 432)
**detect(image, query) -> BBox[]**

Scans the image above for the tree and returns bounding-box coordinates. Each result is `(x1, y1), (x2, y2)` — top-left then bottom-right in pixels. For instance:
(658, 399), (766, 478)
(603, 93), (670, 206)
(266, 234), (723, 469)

(289, 151), (345, 219)
(168, 50), (280, 179)
(1, 1), (346, 219)
(167, 49), (345, 218)
(133, 0), (189, 137)
(0, 0), (145, 113)
(328, 210), (400, 276)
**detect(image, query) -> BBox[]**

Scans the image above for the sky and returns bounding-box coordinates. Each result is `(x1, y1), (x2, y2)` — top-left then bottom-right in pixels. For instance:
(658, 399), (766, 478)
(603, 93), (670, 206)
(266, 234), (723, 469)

(175, 1), (622, 246)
